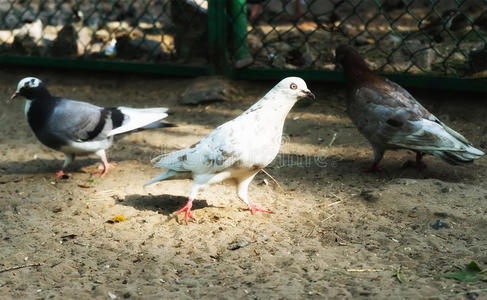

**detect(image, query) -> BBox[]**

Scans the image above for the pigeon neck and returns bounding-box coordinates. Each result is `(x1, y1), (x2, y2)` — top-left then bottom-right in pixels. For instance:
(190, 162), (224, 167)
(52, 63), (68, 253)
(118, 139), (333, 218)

(28, 87), (52, 102)
(242, 94), (297, 126)
(260, 94), (297, 116)
(342, 54), (375, 88)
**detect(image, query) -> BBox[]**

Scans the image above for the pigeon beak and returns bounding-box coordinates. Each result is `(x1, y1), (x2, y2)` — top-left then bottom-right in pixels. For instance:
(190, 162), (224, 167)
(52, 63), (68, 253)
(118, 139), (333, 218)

(7, 91), (19, 104)
(303, 89), (315, 100)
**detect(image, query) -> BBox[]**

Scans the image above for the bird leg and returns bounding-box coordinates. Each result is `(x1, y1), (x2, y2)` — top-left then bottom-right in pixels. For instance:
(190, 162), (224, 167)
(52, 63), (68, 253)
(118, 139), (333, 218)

(362, 162), (383, 173)
(95, 149), (116, 176)
(415, 152), (426, 172)
(175, 198), (195, 222)
(362, 147), (384, 173)
(237, 173), (271, 215)
(56, 153), (75, 178)
(175, 184), (204, 223)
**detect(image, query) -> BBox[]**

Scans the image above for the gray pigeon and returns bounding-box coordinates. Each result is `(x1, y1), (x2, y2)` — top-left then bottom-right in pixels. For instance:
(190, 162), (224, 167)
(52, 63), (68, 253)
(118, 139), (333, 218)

(10, 77), (173, 177)
(145, 77), (314, 222)
(334, 45), (484, 172)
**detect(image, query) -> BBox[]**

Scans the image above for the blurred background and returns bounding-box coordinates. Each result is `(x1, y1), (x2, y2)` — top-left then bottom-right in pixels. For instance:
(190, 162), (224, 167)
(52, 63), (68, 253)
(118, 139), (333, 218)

(0, 0), (486, 90)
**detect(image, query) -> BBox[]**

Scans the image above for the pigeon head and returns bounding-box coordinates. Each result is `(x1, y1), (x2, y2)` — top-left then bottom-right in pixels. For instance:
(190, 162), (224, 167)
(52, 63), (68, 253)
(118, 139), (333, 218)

(334, 45), (373, 85)
(274, 77), (315, 101)
(334, 45), (369, 71)
(10, 77), (50, 102)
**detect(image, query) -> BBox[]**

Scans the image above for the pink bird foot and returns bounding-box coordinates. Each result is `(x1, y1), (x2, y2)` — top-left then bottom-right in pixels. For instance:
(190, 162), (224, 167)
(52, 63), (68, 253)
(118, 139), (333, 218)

(248, 202), (271, 215)
(362, 162), (382, 173)
(175, 199), (195, 223)
(55, 170), (65, 178)
(95, 161), (117, 176)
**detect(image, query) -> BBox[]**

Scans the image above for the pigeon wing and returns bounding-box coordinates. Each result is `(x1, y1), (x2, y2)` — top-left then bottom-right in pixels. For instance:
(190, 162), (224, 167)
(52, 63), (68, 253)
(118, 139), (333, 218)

(156, 121), (244, 174)
(46, 99), (111, 142)
(354, 85), (465, 152)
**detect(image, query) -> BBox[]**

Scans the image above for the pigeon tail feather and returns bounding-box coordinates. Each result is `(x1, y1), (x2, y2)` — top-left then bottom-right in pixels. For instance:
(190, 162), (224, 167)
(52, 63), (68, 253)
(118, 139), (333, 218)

(108, 107), (169, 136)
(144, 170), (191, 186)
(140, 121), (176, 130)
(144, 170), (176, 186)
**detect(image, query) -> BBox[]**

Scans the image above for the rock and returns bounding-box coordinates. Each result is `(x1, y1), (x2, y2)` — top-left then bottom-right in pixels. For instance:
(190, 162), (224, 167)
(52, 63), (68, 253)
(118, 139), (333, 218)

(441, 187), (451, 193)
(227, 239), (248, 250)
(247, 33), (263, 51)
(51, 24), (78, 57)
(77, 27), (93, 56)
(402, 40), (436, 70)
(179, 76), (238, 105)
(469, 44), (487, 73)
(95, 29), (111, 42)
(430, 220), (450, 230)
(354, 34), (373, 46)
(11, 35), (39, 56)
(360, 190), (381, 202)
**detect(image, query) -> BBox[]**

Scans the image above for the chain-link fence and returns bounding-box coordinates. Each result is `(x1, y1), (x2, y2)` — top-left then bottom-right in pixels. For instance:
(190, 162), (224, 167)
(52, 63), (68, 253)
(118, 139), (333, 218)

(0, 0), (486, 90)
(232, 0), (487, 78)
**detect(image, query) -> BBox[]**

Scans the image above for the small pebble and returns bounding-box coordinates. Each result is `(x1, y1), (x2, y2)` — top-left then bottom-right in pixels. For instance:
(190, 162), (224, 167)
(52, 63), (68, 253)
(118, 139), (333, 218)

(441, 187), (451, 193)
(228, 240), (248, 250)
(431, 220), (450, 230)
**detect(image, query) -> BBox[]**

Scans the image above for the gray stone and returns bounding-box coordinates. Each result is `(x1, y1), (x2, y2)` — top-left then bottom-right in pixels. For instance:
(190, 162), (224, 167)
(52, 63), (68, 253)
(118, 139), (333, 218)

(179, 76), (238, 105)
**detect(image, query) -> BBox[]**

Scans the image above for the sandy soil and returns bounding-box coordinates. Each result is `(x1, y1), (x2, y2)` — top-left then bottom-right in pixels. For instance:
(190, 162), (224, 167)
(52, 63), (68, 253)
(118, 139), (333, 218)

(0, 68), (486, 299)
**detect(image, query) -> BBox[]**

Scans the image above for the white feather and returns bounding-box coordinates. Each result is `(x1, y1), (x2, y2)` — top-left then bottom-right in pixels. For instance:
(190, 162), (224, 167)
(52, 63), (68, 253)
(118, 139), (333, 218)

(108, 107), (168, 136)
(24, 100), (32, 118)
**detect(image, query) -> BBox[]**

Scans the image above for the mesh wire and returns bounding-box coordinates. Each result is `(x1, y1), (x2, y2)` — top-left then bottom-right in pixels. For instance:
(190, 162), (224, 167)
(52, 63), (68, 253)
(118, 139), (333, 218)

(236, 0), (487, 77)
(0, 0), (209, 65)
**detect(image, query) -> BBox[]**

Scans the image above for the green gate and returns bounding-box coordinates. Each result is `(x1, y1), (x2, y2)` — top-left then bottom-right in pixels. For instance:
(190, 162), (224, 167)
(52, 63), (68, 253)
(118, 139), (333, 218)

(1, 0), (486, 91)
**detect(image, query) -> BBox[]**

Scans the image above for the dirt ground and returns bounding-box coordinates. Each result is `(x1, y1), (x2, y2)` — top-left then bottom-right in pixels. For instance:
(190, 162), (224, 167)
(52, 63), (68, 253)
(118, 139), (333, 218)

(0, 68), (486, 299)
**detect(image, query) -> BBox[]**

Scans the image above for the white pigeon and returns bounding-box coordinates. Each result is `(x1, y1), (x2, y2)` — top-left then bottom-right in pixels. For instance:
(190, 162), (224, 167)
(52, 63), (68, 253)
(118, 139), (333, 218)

(10, 77), (173, 178)
(145, 77), (314, 222)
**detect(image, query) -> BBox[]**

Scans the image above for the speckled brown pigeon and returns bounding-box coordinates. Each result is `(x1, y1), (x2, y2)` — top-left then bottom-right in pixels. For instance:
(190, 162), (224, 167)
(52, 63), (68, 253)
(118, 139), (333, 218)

(334, 45), (484, 172)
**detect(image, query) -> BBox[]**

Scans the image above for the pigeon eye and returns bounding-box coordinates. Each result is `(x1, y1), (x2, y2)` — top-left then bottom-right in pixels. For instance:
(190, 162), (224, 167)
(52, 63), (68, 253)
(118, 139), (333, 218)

(23, 82), (30, 88)
(290, 83), (297, 90)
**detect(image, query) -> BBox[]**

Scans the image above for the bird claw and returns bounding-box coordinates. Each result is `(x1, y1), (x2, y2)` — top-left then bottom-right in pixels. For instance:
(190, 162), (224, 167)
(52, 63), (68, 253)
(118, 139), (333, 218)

(248, 204), (271, 215)
(95, 162), (117, 176)
(95, 170), (109, 177)
(361, 163), (382, 173)
(55, 170), (65, 178)
(175, 201), (195, 223)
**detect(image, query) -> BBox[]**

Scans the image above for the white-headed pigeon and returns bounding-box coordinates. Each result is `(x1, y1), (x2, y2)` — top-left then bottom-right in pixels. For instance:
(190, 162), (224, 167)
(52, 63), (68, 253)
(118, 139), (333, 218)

(11, 77), (173, 177)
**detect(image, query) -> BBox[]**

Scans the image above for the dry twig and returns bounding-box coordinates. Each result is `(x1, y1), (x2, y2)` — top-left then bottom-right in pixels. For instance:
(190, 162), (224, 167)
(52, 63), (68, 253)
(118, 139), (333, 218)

(0, 263), (42, 273)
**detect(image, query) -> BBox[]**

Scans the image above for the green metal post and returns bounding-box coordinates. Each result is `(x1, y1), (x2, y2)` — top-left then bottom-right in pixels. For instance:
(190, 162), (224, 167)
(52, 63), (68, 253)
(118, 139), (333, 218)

(208, 0), (227, 73)
(230, 0), (252, 68)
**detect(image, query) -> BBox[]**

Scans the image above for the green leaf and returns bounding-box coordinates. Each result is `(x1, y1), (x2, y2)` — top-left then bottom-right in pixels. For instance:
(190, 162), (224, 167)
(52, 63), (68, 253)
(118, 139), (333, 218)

(444, 261), (484, 283)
